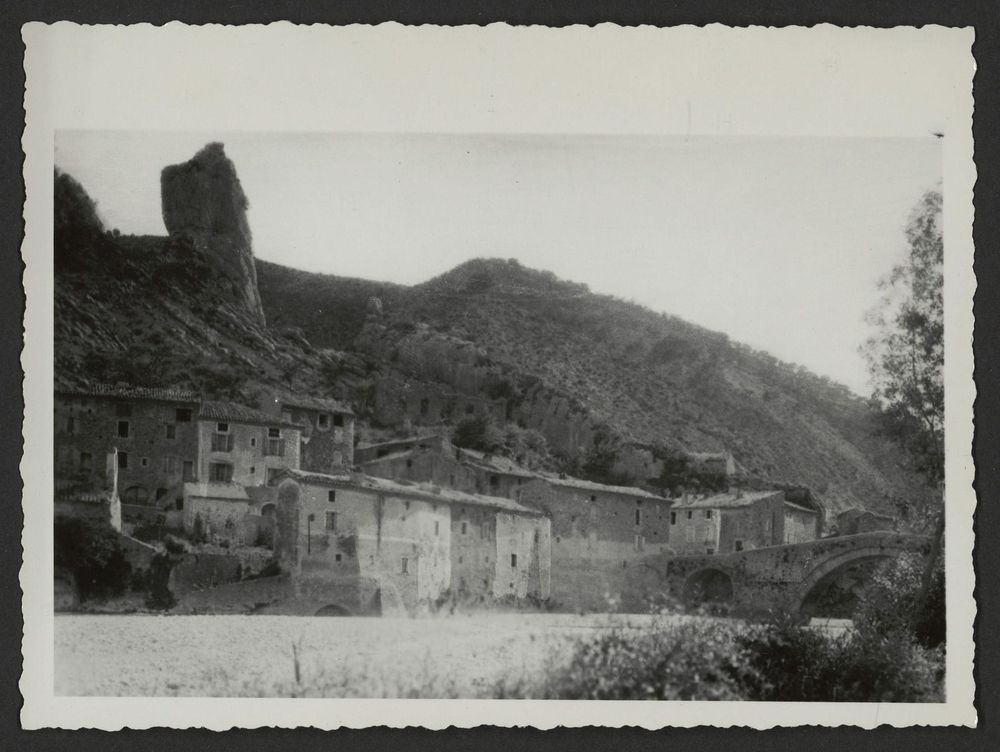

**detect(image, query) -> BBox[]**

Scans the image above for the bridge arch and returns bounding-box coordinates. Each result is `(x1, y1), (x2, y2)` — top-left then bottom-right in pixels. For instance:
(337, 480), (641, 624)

(793, 542), (922, 618)
(682, 567), (735, 612)
(314, 603), (352, 617)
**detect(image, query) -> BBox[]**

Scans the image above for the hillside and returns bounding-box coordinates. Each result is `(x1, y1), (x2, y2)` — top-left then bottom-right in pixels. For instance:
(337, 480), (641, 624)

(53, 152), (934, 520)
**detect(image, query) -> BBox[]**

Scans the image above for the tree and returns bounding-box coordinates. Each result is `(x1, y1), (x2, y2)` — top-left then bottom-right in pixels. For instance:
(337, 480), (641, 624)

(862, 188), (944, 633)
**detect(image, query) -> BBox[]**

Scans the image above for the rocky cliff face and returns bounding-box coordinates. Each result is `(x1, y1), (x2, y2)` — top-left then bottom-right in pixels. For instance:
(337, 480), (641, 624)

(161, 143), (265, 325)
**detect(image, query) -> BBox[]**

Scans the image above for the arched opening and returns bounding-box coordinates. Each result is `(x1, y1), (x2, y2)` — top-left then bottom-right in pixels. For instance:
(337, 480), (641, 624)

(314, 604), (352, 617)
(123, 485), (149, 505)
(798, 555), (888, 620)
(683, 568), (734, 613)
(260, 503), (277, 518)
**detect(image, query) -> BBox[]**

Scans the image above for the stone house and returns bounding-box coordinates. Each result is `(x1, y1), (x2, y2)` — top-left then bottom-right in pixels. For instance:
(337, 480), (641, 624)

(670, 490), (820, 556)
(357, 436), (537, 501)
(196, 401), (303, 488)
(519, 475), (673, 611)
(686, 451), (737, 479)
(54, 385), (201, 513)
(270, 469), (551, 614)
(270, 394), (355, 472)
(179, 481), (252, 544)
(835, 508), (896, 536)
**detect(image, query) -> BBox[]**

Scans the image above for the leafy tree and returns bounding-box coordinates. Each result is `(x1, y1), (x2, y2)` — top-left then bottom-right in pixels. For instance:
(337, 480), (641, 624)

(862, 188), (944, 632)
(54, 517), (132, 601)
(452, 414), (505, 453)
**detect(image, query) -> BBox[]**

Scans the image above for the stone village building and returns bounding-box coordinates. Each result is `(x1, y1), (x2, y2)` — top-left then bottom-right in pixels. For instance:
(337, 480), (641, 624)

(835, 507), (896, 536)
(669, 489), (820, 556)
(268, 469), (551, 614)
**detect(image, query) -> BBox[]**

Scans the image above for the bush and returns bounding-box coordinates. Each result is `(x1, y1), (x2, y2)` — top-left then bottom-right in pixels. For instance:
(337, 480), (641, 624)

(497, 617), (944, 701)
(452, 414), (504, 453)
(855, 552), (945, 649)
(54, 517), (132, 602)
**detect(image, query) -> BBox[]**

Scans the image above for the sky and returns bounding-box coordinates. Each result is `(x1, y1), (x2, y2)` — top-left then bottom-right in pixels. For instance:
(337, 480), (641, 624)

(54, 130), (941, 395)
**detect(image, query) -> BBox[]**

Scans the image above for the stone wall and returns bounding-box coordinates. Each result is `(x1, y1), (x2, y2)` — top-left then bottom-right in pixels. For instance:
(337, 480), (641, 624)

(197, 420), (301, 487)
(169, 552), (244, 596)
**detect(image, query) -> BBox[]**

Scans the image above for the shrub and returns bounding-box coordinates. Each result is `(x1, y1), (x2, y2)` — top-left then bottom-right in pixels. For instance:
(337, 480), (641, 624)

(452, 414), (504, 453)
(855, 552), (945, 649)
(54, 517), (132, 601)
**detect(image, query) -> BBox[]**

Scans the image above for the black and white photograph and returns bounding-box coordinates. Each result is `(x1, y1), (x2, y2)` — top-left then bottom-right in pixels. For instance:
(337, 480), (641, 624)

(20, 23), (977, 729)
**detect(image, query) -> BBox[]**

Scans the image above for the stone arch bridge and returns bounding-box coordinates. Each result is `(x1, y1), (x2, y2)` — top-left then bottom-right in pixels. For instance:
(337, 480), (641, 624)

(631, 532), (931, 619)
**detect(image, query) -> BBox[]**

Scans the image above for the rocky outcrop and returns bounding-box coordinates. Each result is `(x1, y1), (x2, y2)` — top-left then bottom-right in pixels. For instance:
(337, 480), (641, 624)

(161, 143), (266, 325)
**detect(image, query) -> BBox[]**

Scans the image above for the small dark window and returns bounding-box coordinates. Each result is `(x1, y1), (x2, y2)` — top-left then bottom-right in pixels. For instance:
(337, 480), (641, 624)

(328, 490), (336, 503)
(335, 553), (342, 562)
(182, 460), (194, 481)
(318, 413), (330, 429)
(326, 512), (338, 531)
(705, 510), (713, 519)
(461, 522), (467, 535)
(406, 460), (413, 469)
(217, 422), (229, 433)
(209, 462), (233, 482)
(510, 553), (517, 568)
(165, 424), (176, 439)
(175, 497), (184, 511)
(155, 487), (167, 500)
(118, 451), (129, 469)
(250, 466), (255, 474)
(175, 408), (192, 422)
(117, 420), (130, 438)
(268, 427), (280, 438)
(250, 437), (256, 447)
(333, 414), (344, 427)
(635, 509), (642, 525)
(686, 510), (693, 520)
(734, 540), (744, 552)
(401, 557), (409, 574)
(670, 511), (677, 525)
(377, 449), (389, 458)
(434, 520), (440, 536)
(140, 456), (149, 468)
(116, 402), (132, 417)
(590, 495), (596, 502)
(490, 475), (499, 487)
(706, 548), (715, 555)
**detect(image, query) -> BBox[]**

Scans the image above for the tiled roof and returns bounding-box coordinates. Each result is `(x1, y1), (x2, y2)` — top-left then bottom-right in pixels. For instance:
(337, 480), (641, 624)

(457, 447), (537, 478)
(278, 394), (354, 415)
(535, 473), (670, 501)
(356, 435), (443, 451)
(182, 482), (249, 501)
(275, 469), (544, 516)
(784, 500), (821, 515)
(57, 383), (199, 403)
(671, 490), (783, 509)
(358, 449), (415, 465)
(200, 401), (304, 428)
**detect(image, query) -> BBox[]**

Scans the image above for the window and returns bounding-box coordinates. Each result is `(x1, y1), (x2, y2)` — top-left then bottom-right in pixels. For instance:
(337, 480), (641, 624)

(115, 402), (132, 417)
(401, 557), (409, 574)
(165, 424), (176, 440)
(175, 497), (184, 511)
(268, 427), (280, 438)
(217, 422), (229, 433)
(510, 553), (517, 568)
(686, 510), (693, 520)
(265, 428), (284, 456)
(175, 408), (192, 422)
(461, 521), (467, 535)
(182, 460), (194, 481)
(490, 475), (499, 487)
(734, 540), (744, 552)
(634, 534), (644, 552)
(117, 420), (130, 438)
(209, 462), (233, 482)
(318, 413), (329, 429)
(140, 456), (149, 468)
(333, 414), (344, 427)
(266, 468), (282, 483)
(590, 495), (597, 502)
(705, 510), (713, 519)
(155, 488), (167, 500)
(406, 459), (413, 469)
(635, 509), (642, 525)
(322, 489), (335, 503)
(123, 486), (148, 505)
(249, 466), (255, 475)
(65, 416), (75, 434)
(706, 548), (715, 555)
(325, 512), (338, 531)
(79, 452), (92, 471)
(212, 427), (234, 451)
(434, 520), (440, 536)
(118, 451), (129, 469)
(335, 553), (342, 562)
(670, 511), (677, 525)
(250, 437), (256, 447)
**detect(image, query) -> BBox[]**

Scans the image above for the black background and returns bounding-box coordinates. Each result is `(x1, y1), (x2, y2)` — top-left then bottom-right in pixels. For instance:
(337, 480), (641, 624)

(1, 1), (997, 750)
